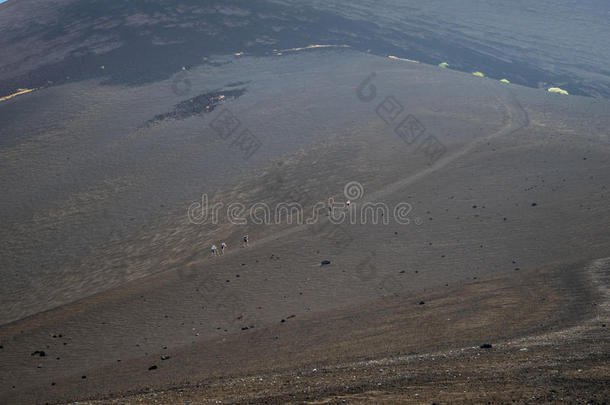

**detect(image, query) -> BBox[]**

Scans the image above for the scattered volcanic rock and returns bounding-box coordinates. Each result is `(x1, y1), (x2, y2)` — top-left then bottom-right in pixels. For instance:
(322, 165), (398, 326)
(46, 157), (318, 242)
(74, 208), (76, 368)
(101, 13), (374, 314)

(146, 88), (246, 126)
(321, 260), (331, 266)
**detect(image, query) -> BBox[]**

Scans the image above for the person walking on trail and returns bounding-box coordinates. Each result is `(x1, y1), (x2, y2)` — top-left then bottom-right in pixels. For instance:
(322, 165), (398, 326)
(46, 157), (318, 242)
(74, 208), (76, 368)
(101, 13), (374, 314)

(242, 234), (249, 247)
(211, 244), (218, 256)
(346, 200), (351, 208)
(220, 242), (228, 255)
(328, 199), (333, 216)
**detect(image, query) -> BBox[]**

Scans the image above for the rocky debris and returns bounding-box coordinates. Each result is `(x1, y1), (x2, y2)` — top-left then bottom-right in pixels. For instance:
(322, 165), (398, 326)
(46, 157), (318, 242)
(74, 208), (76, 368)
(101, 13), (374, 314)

(146, 88), (246, 126)
(31, 350), (46, 357)
(160, 355), (170, 361)
(148, 365), (158, 371)
(419, 301), (425, 305)
(480, 343), (493, 349)
(531, 202), (537, 206)
(321, 260), (331, 266)
(81, 375), (87, 379)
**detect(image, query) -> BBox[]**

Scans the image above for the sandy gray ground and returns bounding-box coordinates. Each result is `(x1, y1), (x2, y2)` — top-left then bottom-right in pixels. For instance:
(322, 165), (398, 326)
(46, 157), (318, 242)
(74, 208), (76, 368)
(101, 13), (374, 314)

(75, 258), (610, 404)
(0, 51), (609, 404)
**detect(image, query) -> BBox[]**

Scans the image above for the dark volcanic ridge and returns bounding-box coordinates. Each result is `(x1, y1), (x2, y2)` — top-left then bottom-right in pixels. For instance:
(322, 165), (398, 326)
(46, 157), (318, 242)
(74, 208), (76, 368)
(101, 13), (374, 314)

(0, 0), (608, 98)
